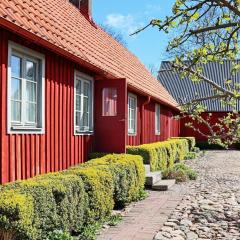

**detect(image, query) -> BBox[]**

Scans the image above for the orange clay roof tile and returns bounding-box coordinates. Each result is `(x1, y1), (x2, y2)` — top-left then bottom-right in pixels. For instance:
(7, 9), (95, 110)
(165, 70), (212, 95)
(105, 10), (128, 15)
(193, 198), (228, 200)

(0, 0), (178, 108)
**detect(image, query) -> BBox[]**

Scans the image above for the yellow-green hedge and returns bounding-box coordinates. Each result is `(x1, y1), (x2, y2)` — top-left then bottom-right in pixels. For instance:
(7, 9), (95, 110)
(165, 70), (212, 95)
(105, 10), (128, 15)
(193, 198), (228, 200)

(0, 154), (144, 240)
(171, 137), (196, 151)
(127, 138), (191, 172)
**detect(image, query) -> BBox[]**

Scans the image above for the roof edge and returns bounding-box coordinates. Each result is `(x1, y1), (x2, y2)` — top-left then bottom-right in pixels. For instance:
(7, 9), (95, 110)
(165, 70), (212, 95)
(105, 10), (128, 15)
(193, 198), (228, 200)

(0, 17), (116, 79)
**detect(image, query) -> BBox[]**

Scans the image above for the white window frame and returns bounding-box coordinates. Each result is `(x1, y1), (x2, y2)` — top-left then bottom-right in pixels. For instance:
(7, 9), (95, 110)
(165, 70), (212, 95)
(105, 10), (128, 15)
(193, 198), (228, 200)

(74, 70), (94, 135)
(7, 41), (45, 134)
(155, 104), (161, 135)
(128, 93), (137, 135)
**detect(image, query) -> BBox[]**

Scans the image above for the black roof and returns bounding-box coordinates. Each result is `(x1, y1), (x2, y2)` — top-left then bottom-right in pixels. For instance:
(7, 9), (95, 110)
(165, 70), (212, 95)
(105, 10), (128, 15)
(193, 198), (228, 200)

(158, 61), (240, 112)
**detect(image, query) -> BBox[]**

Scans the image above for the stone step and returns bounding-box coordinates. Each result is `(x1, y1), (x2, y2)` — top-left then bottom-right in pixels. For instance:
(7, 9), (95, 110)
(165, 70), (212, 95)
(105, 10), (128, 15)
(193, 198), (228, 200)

(152, 179), (176, 191)
(145, 172), (162, 186)
(144, 164), (151, 174)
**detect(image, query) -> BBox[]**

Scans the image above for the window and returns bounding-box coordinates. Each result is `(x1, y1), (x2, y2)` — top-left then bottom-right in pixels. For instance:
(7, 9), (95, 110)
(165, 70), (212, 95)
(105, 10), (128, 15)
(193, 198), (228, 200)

(102, 88), (117, 116)
(128, 94), (137, 135)
(8, 42), (45, 134)
(74, 71), (93, 134)
(155, 104), (161, 135)
(69, 0), (80, 8)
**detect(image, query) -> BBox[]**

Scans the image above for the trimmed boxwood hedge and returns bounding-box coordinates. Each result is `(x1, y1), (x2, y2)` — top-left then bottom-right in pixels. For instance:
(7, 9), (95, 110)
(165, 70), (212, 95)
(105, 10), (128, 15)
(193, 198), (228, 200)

(127, 138), (193, 172)
(171, 137), (196, 151)
(0, 154), (144, 240)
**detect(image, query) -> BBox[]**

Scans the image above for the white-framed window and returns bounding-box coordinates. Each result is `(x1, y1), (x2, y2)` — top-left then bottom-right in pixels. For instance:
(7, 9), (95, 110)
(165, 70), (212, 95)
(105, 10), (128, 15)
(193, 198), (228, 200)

(128, 93), (137, 135)
(155, 104), (161, 135)
(8, 42), (45, 134)
(74, 71), (93, 134)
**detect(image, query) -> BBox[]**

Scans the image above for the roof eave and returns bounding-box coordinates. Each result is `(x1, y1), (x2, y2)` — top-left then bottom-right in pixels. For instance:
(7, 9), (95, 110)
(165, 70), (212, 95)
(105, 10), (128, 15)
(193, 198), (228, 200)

(0, 17), (115, 79)
(127, 84), (180, 111)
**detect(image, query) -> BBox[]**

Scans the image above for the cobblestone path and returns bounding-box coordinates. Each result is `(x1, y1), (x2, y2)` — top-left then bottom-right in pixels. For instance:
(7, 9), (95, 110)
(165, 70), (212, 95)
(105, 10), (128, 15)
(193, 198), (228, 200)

(154, 151), (240, 240)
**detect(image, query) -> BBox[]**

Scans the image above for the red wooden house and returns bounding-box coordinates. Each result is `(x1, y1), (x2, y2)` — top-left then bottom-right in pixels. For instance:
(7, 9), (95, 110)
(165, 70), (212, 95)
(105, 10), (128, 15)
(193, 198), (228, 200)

(0, 0), (179, 184)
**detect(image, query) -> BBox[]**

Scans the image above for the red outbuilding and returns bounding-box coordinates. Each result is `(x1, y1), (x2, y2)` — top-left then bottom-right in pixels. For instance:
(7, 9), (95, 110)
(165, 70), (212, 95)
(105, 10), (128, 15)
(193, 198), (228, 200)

(158, 61), (240, 142)
(0, 0), (180, 184)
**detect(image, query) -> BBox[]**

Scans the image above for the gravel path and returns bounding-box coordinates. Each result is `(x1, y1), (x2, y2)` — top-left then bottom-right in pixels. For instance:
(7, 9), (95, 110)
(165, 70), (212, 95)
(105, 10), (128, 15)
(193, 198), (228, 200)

(154, 150), (240, 240)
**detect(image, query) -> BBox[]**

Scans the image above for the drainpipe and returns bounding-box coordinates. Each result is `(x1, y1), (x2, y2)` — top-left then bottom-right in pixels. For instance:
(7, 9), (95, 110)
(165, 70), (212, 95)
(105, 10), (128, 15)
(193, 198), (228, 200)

(141, 96), (151, 144)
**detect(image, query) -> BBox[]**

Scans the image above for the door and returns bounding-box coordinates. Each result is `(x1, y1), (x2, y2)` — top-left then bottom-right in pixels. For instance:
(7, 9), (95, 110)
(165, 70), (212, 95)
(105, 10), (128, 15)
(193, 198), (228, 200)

(94, 78), (127, 153)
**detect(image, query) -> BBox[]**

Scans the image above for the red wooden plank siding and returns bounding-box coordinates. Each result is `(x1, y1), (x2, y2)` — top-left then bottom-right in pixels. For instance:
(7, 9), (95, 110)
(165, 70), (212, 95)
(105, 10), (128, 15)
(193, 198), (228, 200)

(0, 28), (93, 184)
(180, 112), (227, 142)
(127, 93), (180, 146)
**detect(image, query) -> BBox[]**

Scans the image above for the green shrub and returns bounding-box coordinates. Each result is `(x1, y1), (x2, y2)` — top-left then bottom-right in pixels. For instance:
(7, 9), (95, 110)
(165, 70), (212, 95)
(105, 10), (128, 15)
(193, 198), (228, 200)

(66, 166), (114, 223)
(0, 189), (35, 240)
(1, 173), (87, 240)
(47, 230), (74, 240)
(185, 151), (197, 160)
(196, 141), (225, 150)
(78, 154), (145, 208)
(0, 154), (144, 240)
(127, 138), (190, 172)
(163, 163), (198, 182)
(171, 137), (196, 151)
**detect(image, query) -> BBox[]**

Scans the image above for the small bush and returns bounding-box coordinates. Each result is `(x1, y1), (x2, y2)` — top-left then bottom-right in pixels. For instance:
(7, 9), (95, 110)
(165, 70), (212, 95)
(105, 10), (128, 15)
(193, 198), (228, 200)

(193, 147), (200, 153)
(163, 163), (198, 182)
(0, 154), (144, 240)
(66, 166), (115, 222)
(196, 141), (225, 150)
(81, 154), (145, 208)
(185, 151), (197, 160)
(47, 230), (74, 240)
(127, 138), (191, 172)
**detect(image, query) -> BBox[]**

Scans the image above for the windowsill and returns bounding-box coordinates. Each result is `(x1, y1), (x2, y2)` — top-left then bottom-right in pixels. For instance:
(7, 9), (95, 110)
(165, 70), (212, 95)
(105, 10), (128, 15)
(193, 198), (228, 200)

(9, 125), (44, 134)
(128, 133), (137, 136)
(155, 132), (161, 136)
(75, 130), (94, 136)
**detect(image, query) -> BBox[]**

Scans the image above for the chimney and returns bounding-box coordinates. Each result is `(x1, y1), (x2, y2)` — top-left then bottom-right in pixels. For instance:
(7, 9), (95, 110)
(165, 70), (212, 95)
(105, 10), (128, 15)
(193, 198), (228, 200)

(80, 0), (92, 19)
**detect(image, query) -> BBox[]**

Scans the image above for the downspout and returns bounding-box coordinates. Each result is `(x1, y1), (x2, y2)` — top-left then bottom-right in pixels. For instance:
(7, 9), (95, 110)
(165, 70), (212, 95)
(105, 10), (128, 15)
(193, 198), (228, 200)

(141, 96), (151, 144)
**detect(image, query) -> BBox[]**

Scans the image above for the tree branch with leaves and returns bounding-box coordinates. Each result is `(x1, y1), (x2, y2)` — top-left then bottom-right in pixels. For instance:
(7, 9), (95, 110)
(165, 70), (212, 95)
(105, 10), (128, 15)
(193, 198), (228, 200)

(133, 0), (240, 147)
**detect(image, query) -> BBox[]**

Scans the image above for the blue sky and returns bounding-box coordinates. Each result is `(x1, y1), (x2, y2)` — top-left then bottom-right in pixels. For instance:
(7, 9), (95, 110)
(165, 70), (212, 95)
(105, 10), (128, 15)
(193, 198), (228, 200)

(93, 0), (176, 72)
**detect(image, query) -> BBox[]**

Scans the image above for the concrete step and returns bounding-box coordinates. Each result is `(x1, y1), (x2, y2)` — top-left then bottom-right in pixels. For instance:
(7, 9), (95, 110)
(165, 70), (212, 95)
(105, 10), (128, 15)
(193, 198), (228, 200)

(144, 164), (151, 174)
(152, 179), (176, 191)
(145, 172), (162, 186)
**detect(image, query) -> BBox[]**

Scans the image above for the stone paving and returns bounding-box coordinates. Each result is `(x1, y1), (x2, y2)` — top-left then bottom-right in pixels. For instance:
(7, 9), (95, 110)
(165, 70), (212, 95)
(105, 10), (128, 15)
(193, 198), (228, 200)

(97, 151), (240, 240)
(154, 150), (240, 240)
(97, 185), (186, 240)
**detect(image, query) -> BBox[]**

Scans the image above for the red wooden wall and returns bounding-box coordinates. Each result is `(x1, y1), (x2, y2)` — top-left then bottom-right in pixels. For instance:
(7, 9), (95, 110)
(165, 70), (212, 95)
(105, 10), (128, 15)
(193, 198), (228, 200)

(0, 28), (93, 184)
(127, 92), (180, 146)
(180, 112), (228, 142)
(0, 27), (181, 184)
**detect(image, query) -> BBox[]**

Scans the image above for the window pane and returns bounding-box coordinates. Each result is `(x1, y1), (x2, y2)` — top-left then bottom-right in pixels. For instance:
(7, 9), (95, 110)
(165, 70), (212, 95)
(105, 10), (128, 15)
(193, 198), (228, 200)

(11, 55), (21, 78)
(11, 78), (21, 100)
(26, 103), (36, 123)
(75, 78), (92, 132)
(26, 61), (36, 81)
(156, 105), (161, 133)
(26, 82), (36, 102)
(83, 82), (89, 96)
(128, 96), (137, 134)
(83, 97), (89, 113)
(82, 112), (89, 127)
(76, 95), (81, 111)
(76, 112), (81, 127)
(11, 101), (21, 122)
(102, 88), (117, 116)
(76, 80), (81, 95)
